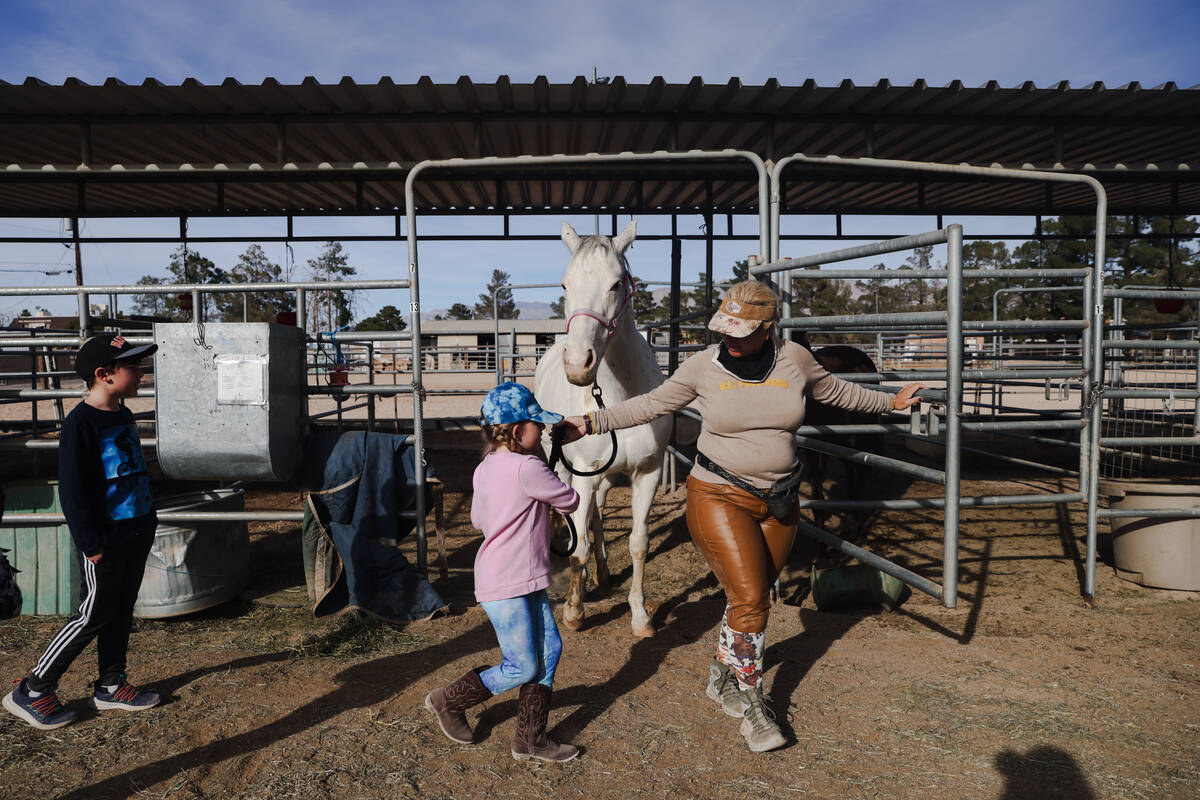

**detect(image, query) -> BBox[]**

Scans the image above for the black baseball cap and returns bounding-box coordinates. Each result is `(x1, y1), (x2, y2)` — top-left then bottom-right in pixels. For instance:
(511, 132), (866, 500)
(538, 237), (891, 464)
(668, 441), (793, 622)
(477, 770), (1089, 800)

(74, 335), (158, 380)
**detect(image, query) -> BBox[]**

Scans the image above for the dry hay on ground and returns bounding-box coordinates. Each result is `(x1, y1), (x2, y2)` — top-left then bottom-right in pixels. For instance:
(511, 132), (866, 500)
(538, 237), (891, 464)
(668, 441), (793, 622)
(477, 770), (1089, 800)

(0, 429), (1197, 800)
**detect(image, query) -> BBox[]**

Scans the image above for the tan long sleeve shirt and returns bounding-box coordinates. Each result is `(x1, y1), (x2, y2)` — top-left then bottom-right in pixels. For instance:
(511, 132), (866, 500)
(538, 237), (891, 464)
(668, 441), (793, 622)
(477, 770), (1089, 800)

(592, 341), (894, 490)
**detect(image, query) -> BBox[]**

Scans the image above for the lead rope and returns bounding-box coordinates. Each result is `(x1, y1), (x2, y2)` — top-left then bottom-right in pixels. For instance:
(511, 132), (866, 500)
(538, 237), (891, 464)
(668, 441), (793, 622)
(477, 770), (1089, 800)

(547, 384), (619, 557)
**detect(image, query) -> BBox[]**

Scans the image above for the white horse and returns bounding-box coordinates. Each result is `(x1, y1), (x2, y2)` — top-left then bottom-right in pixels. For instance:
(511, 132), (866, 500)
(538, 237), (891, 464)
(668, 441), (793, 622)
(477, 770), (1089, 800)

(535, 219), (670, 639)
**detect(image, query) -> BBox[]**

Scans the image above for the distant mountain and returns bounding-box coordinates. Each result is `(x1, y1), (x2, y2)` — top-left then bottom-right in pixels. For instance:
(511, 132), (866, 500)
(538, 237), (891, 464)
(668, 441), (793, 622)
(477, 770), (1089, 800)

(420, 300), (556, 321)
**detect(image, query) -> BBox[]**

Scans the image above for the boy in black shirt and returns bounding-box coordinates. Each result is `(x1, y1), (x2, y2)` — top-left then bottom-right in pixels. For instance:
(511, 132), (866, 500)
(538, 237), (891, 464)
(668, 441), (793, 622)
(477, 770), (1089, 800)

(4, 335), (161, 729)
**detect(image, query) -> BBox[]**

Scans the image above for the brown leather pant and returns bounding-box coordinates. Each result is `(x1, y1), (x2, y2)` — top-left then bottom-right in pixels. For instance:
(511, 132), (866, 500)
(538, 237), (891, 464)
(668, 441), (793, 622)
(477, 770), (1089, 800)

(685, 474), (797, 633)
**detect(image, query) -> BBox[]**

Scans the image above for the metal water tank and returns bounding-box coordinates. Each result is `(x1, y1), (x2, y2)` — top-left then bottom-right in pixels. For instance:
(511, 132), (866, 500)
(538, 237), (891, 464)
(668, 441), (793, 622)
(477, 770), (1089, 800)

(154, 322), (305, 481)
(134, 489), (250, 618)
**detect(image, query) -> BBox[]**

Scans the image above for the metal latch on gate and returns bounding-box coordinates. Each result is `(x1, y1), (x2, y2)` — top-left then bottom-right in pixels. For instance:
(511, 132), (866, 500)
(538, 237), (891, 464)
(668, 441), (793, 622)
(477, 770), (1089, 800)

(1045, 378), (1071, 401)
(909, 403), (940, 437)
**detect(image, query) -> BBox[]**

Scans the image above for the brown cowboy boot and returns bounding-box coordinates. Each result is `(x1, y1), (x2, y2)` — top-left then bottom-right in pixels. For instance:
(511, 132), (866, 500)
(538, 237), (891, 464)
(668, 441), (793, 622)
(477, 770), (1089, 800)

(424, 669), (492, 744)
(511, 682), (580, 763)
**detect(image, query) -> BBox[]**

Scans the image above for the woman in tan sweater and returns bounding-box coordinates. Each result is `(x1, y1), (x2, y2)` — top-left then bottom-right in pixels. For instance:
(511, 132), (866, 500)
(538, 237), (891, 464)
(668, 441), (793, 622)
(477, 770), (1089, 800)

(557, 279), (923, 753)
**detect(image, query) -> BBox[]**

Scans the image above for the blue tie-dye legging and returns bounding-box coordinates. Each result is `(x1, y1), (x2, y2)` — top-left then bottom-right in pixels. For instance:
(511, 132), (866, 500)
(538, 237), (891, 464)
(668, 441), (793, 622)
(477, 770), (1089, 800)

(478, 589), (562, 694)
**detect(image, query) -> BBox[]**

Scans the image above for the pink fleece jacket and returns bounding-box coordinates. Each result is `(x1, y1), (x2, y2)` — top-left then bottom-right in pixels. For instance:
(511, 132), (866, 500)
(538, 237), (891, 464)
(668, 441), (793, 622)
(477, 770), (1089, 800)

(470, 452), (580, 603)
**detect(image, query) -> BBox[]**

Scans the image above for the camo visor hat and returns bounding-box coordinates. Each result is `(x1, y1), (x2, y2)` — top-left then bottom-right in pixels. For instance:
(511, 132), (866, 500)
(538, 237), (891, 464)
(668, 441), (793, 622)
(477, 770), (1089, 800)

(707, 296), (777, 338)
(480, 382), (564, 426)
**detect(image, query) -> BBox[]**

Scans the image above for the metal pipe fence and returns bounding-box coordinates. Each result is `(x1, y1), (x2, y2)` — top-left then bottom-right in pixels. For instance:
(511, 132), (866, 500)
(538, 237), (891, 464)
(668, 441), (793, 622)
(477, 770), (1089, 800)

(763, 155), (1108, 605)
(1, 151), (1164, 609)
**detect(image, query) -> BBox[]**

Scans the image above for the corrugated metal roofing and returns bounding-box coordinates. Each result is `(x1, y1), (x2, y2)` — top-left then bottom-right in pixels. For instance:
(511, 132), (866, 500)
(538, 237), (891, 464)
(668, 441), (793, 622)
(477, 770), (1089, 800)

(0, 76), (1197, 217)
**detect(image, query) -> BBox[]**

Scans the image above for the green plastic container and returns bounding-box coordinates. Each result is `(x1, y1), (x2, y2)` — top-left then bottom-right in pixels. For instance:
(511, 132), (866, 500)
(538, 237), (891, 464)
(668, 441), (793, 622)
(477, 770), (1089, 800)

(1, 480), (80, 616)
(811, 563), (910, 612)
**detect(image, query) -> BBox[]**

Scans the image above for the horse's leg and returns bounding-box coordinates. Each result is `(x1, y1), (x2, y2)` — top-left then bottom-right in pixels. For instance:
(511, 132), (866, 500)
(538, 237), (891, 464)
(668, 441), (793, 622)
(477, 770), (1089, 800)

(563, 475), (597, 632)
(592, 477), (613, 592)
(627, 467), (659, 638)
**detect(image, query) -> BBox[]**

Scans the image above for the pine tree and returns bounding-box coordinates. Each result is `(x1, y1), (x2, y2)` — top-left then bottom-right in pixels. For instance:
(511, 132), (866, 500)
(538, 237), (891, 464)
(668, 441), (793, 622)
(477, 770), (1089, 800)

(131, 275), (170, 318)
(475, 269), (518, 319)
(220, 244), (291, 322)
(151, 245), (227, 320)
(356, 304), (408, 331)
(306, 242), (357, 331)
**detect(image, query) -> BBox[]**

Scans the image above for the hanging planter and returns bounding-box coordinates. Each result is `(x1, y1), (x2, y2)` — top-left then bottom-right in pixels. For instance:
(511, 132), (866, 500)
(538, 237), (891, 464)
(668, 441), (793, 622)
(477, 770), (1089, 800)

(1153, 291), (1185, 315)
(1154, 221), (1185, 314)
(328, 367), (351, 386)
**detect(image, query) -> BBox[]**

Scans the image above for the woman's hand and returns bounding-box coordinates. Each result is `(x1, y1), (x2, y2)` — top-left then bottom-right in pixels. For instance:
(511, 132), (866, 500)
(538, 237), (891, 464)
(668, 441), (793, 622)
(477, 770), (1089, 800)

(892, 382), (927, 411)
(87, 550), (103, 564)
(555, 416), (588, 445)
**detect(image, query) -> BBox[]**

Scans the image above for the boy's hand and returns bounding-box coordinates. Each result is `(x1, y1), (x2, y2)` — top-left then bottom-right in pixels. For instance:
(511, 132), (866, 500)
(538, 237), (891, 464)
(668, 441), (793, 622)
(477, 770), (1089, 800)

(87, 550), (103, 564)
(555, 417), (587, 445)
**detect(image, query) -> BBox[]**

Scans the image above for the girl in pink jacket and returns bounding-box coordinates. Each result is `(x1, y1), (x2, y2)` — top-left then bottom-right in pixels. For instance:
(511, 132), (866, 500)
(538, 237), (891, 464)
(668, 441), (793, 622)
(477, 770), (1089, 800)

(424, 382), (580, 763)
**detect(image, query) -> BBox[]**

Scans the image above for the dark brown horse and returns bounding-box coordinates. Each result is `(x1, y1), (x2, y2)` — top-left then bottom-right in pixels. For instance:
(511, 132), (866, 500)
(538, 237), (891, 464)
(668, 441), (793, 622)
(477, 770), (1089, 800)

(795, 332), (885, 543)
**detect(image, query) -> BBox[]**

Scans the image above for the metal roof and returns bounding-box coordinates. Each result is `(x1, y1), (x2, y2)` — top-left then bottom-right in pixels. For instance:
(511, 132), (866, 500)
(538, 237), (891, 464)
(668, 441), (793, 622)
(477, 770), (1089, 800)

(1, 76), (1197, 218)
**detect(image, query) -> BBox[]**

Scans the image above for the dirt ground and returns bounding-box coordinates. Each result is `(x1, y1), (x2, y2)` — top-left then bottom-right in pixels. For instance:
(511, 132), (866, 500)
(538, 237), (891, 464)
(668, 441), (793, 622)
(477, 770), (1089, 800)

(1, 428), (1197, 800)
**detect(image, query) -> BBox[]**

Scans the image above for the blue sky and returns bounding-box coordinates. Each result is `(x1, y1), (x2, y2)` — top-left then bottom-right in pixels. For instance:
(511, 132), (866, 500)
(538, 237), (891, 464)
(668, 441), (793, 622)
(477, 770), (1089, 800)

(1, 0), (1198, 321)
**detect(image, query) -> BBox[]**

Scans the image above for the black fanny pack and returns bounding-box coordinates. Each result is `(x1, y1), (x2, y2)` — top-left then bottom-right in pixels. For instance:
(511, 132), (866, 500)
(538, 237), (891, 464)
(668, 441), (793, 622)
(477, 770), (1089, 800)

(695, 452), (805, 523)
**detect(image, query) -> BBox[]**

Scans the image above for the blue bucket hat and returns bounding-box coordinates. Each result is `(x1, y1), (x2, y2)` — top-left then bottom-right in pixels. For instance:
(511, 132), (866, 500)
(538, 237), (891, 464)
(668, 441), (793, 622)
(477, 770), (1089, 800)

(481, 382), (563, 426)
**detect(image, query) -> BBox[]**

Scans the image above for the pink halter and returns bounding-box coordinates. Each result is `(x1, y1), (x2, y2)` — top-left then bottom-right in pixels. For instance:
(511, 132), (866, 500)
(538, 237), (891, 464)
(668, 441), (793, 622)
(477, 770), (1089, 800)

(564, 268), (638, 341)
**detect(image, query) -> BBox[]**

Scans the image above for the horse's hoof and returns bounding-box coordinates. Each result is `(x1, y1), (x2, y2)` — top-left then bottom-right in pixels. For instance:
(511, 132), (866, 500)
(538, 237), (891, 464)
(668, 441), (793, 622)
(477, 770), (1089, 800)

(562, 611), (584, 631)
(632, 622), (655, 639)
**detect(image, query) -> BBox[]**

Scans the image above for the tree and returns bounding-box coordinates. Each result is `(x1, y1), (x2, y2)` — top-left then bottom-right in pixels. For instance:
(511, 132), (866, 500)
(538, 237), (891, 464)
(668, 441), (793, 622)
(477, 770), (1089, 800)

(731, 258), (751, 283)
(219, 244), (292, 322)
(550, 295), (565, 318)
(446, 303), (475, 320)
(960, 240), (1012, 321)
(356, 305), (408, 332)
(1105, 214), (1200, 326)
(898, 245), (945, 309)
(306, 242), (357, 331)
(627, 275), (670, 323)
(132, 275), (170, 318)
(142, 246), (227, 320)
(475, 269), (518, 319)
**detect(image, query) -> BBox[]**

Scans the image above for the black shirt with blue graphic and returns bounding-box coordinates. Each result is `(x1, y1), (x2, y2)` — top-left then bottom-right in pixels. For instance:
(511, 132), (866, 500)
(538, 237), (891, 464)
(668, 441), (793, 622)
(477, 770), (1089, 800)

(58, 402), (156, 557)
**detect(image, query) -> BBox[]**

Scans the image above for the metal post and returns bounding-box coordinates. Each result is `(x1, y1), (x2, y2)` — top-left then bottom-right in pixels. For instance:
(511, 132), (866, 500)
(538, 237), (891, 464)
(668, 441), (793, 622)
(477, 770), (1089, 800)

(668, 237), (682, 377)
(493, 291), (502, 384)
(367, 342), (376, 432)
(71, 218), (88, 339)
(402, 204), (428, 574)
(28, 345), (39, 437)
(943, 224), (964, 609)
(76, 290), (89, 343)
(509, 324), (517, 381)
(296, 288), (306, 332)
(1084, 194), (1109, 603)
(704, 198), (714, 348)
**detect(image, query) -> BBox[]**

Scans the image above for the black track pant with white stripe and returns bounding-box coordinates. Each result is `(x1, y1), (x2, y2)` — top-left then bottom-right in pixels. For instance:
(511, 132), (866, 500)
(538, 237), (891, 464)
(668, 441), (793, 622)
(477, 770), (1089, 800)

(27, 524), (155, 693)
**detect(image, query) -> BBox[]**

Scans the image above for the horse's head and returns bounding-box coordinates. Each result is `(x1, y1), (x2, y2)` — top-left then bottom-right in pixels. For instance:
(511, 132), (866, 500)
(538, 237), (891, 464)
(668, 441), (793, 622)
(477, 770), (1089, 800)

(559, 219), (637, 386)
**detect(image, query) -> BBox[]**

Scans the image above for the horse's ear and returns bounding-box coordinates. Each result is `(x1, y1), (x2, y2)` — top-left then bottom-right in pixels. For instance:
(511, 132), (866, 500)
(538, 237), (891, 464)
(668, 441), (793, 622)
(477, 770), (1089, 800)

(562, 222), (583, 254)
(613, 218), (637, 254)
